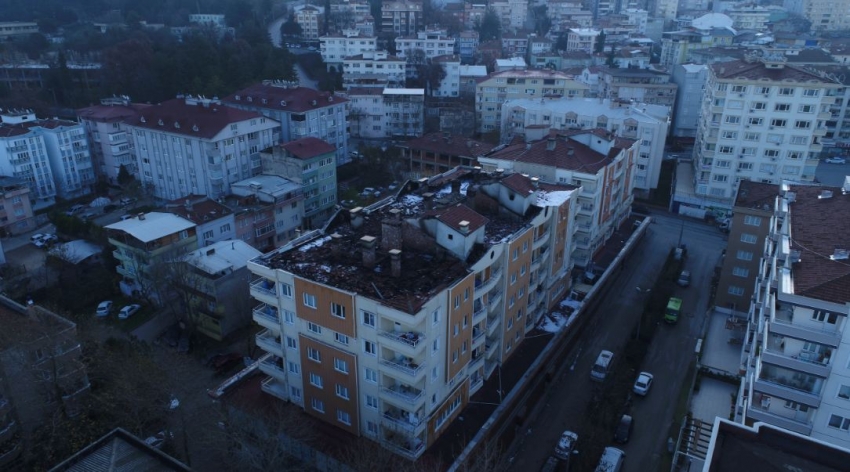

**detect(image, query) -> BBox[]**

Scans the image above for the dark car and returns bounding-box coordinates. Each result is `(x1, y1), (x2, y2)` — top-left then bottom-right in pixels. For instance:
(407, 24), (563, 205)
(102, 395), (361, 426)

(212, 352), (243, 373)
(614, 414), (633, 443)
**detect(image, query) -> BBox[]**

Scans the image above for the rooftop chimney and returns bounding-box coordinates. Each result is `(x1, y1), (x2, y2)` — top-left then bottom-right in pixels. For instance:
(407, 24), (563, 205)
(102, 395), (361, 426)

(459, 220), (470, 235)
(350, 207), (364, 228)
(567, 147), (575, 156)
(360, 235), (377, 269)
(389, 249), (402, 277)
(495, 168), (505, 176)
(546, 138), (556, 151)
(330, 233), (343, 256)
(531, 177), (539, 188)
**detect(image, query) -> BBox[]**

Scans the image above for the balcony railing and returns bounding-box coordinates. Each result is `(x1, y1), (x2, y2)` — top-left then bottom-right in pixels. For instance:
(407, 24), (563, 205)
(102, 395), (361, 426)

(250, 278), (276, 297)
(380, 357), (425, 378)
(256, 329), (283, 354)
(381, 385), (424, 405)
(253, 304), (279, 325)
(261, 376), (288, 401)
(379, 330), (425, 349)
(472, 301), (486, 323)
(382, 412), (420, 432)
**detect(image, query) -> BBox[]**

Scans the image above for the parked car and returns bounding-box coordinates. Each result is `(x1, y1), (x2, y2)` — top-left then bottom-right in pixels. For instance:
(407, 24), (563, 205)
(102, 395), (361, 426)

(95, 301), (113, 317)
(118, 304), (141, 319)
(144, 431), (171, 449)
(677, 270), (691, 287)
(614, 414), (633, 443)
(42, 233), (58, 244)
(119, 197), (137, 207)
(825, 157), (847, 164)
(554, 430), (578, 460)
(80, 210), (98, 221)
(30, 233), (46, 243)
(633, 372), (654, 396)
(65, 204), (86, 216)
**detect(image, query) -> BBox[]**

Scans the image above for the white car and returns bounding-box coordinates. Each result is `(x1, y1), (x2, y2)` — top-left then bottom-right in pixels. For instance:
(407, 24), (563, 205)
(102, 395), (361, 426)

(118, 304), (141, 319)
(633, 371), (654, 396)
(825, 157), (847, 164)
(554, 430), (578, 460)
(96, 301), (113, 317)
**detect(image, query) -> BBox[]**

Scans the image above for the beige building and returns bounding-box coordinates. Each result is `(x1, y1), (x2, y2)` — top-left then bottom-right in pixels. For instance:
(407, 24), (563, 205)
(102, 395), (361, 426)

(294, 5), (323, 40)
(381, 1), (422, 36)
(248, 168), (578, 459)
(0, 176), (36, 235)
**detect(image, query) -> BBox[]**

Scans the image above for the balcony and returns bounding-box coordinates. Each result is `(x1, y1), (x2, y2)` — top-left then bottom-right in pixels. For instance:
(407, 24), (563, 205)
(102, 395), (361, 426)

(469, 352), (485, 370)
(747, 392), (813, 435)
(486, 311), (501, 336)
(259, 355), (287, 381)
(261, 376), (288, 401)
(753, 375), (821, 408)
(256, 329), (283, 354)
(379, 356), (425, 381)
(381, 432), (425, 459)
(488, 289), (503, 310)
(470, 375), (484, 393)
(249, 278), (277, 303)
(770, 310), (841, 347)
(472, 300), (487, 324)
(474, 267), (502, 295)
(382, 410), (424, 434)
(380, 384), (425, 407)
(472, 327), (485, 346)
(533, 230), (550, 249)
(253, 304), (280, 331)
(378, 330), (426, 357)
(578, 204), (594, 216)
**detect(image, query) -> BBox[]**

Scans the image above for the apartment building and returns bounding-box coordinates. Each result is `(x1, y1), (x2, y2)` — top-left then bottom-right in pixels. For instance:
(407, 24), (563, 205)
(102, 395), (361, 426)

(491, 0), (529, 30)
(671, 64), (709, 138)
(714, 180), (776, 315)
(654, 0), (678, 21)
(260, 138), (337, 229)
(0, 298), (90, 468)
(433, 55), (461, 98)
(689, 53), (842, 209)
(223, 81), (349, 166)
(566, 28), (600, 53)
(459, 65), (488, 96)
(294, 5), (323, 40)
(0, 22), (38, 40)
(127, 96), (278, 201)
(784, 0), (850, 32)
(501, 33), (529, 59)
(346, 87), (388, 139)
(382, 89), (425, 138)
(319, 29), (378, 71)
(480, 129), (638, 267)
(458, 31), (479, 62)
(329, 0), (372, 25)
(381, 1), (422, 36)
(809, 65), (850, 152)
(343, 51), (407, 89)
(724, 5), (771, 32)
(179, 240), (263, 341)
(548, 0), (593, 33)
(164, 195), (236, 249)
(499, 97), (669, 194)
(231, 174), (305, 248)
(247, 168), (577, 459)
(660, 14), (737, 66)
(596, 67), (678, 109)
(106, 212), (197, 302)
(77, 96), (150, 183)
(623, 8), (648, 35)
(394, 29), (455, 61)
(400, 132), (493, 177)
(0, 176), (35, 235)
(476, 69), (589, 133)
(188, 14), (226, 27)
(736, 183), (850, 451)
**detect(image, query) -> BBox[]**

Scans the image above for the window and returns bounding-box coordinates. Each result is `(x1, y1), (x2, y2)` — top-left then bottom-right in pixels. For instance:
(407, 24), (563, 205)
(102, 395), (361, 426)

(432, 309), (440, 325)
(462, 340), (468, 354)
(366, 394), (379, 409)
(464, 287), (469, 301)
(334, 358), (349, 373)
(520, 264), (527, 276)
(794, 120), (811, 129)
(799, 104), (814, 113)
(463, 315), (468, 328)
(363, 311), (376, 327)
(510, 272), (517, 284)
(290, 386), (302, 400)
(803, 89), (819, 97)
(732, 267), (749, 277)
(512, 248), (519, 260)
(303, 293), (317, 308)
(308, 322), (322, 334)
(454, 295), (460, 308)
(311, 398), (324, 413)
(790, 136), (808, 145)
(522, 240), (528, 252)
(364, 340), (376, 355)
(744, 215), (762, 226)
(309, 373), (323, 388)
(774, 103), (791, 112)
(367, 421), (378, 435)
(307, 347), (321, 362)
(286, 336), (297, 349)
(203, 230), (214, 239)
(288, 361), (300, 374)
(719, 145), (734, 154)
(728, 286), (745, 296)
(838, 385), (850, 400)
(452, 350), (458, 363)
(507, 318), (514, 329)
(432, 337), (440, 355)
(281, 283), (292, 298)
(335, 384), (350, 399)
(365, 367), (377, 383)
(331, 303), (346, 319)
(736, 250), (753, 261)
(740, 233), (757, 244)
(453, 324), (459, 336)
(334, 332), (349, 345)
(748, 117), (763, 125)
(725, 115), (740, 124)
(812, 310), (838, 324)
(828, 414), (850, 431)
(770, 119), (786, 128)
(778, 87), (794, 96)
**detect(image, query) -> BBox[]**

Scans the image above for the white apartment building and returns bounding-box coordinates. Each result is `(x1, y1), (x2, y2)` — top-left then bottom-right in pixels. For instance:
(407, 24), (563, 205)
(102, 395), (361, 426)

(294, 5), (324, 40)
(77, 96), (150, 183)
(784, 0), (850, 32)
(566, 28), (600, 53)
(346, 88), (425, 139)
(433, 55), (461, 98)
(127, 95), (280, 201)
(480, 129), (638, 267)
(343, 51), (407, 88)
(188, 14), (226, 27)
(247, 168), (577, 459)
(0, 111), (94, 203)
(320, 30), (378, 71)
(329, 0), (372, 24)
(671, 63), (709, 138)
(475, 69), (589, 133)
(491, 0), (529, 30)
(547, 0), (593, 32)
(381, 1), (422, 36)
(689, 53), (842, 209)
(723, 5), (771, 32)
(499, 97), (670, 194)
(737, 182), (850, 451)
(623, 8), (648, 35)
(222, 82), (350, 166)
(394, 30), (455, 60)
(655, 0), (678, 21)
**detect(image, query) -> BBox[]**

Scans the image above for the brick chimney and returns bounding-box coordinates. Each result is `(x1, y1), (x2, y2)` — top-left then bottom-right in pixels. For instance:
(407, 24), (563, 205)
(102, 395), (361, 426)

(389, 249), (402, 277)
(360, 235), (377, 268)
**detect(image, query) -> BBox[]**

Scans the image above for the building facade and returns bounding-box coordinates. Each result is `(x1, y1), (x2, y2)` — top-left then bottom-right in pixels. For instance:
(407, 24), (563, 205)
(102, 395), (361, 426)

(77, 96), (150, 183)
(400, 132), (493, 177)
(231, 174), (306, 249)
(784, 0), (850, 32)
(597, 67), (678, 109)
(0, 177), (35, 235)
(294, 5), (323, 40)
(566, 28), (600, 53)
(319, 30), (378, 71)
(343, 51), (407, 88)
(394, 30), (455, 60)
(671, 64), (709, 138)
(164, 195), (236, 249)
(382, 89), (425, 138)
(381, 1), (422, 36)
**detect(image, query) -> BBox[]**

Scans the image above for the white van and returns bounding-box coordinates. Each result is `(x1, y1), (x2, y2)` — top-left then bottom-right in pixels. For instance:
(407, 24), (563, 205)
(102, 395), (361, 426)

(595, 446), (625, 472)
(590, 350), (614, 382)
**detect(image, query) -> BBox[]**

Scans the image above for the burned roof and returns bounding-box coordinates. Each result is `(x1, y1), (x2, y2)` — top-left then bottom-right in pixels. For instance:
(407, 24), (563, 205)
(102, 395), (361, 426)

(253, 169), (573, 313)
(734, 180), (778, 211)
(165, 195), (233, 223)
(400, 132), (494, 158)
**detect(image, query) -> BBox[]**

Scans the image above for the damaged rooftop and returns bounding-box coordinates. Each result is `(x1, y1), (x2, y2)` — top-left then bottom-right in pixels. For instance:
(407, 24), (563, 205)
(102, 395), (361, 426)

(254, 167), (578, 313)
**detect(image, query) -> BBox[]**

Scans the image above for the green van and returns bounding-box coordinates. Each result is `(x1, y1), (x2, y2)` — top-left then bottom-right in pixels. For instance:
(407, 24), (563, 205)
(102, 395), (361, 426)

(665, 297), (682, 323)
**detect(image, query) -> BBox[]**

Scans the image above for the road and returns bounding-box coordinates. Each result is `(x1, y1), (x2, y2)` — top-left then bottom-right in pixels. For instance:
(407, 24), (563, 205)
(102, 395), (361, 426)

(815, 160), (850, 187)
(267, 15), (319, 89)
(508, 213), (727, 472)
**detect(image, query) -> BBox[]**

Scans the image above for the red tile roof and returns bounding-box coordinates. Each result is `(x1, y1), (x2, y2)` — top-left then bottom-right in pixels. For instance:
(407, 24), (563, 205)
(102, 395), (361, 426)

(165, 195), (233, 223)
(434, 204), (489, 233)
(280, 137), (336, 160)
(222, 83), (348, 113)
(126, 98), (267, 139)
(486, 130), (633, 174)
(501, 173), (537, 195)
(710, 60), (839, 83)
(0, 118), (82, 137)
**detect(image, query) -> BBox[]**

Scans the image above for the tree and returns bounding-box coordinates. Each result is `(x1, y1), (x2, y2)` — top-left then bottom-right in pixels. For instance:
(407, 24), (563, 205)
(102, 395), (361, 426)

(117, 164), (134, 186)
(532, 6), (552, 37)
(476, 8), (502, 42)
(280, 12), (303, 38)
(595, 30), (606, 54)
(555, 32), (568, 52)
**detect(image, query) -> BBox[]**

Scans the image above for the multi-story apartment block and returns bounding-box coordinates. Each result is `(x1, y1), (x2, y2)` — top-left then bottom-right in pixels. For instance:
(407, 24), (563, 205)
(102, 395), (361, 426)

(106, 212), (197, 302)
(548, 0), (593, 32)
(0, 298), (90, 468)
(433, 55), (461, 98)
(499, 97), (669, 194)
(247, 168), (577, 459)
(784, 0), (850, 32)
(715, 180), (775, 315)
(260, 138), (337, 229)
(179, 240), (263, 341)
(319, 29), (378, 71)
(501, 33), (529, 58)
(329, 0), (372, 25)
(381, 1), (422, 36)
(623, 8), (648, 34)
(231, 174), (305, 249)
(475, 69), (589, 133)
(127, 96), (279, 201)
(809, 65), (850, 152)
(736, 183), (850, 450)
(294, 5), (324, 40)
(400, 132), (493, 177)
(723, 5), (771, 32)
(188, 14), (226, 27)
(382, 88), (425, 138)
(77, 96), (150, 183)
(459, 65), (488, 96)
(689, 54), (841, 209)
(0, 176), (35, 235)
(528, 36), (553, 58)
(343, 51), (407, 88)
(462, 3), (488, 30)
(223, 81), (349, 166)
(458, 31), (479, 62)
(394, 29), (455, 60)
(597, 67), (678, 108)
(495, 57), (528, 72)
(164, 195), (235, 249)
(346, 87), (389, 139)
(566, 28), (600, 53)
(671, 63), (709, 138)
(480, 129), (638, 267)
(38, 118), (96, 201)
(491, 0), (529, 30)
(655, 0), (678, 21)
(0, 22), (38, 40)
(660, 15), (737, 66)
